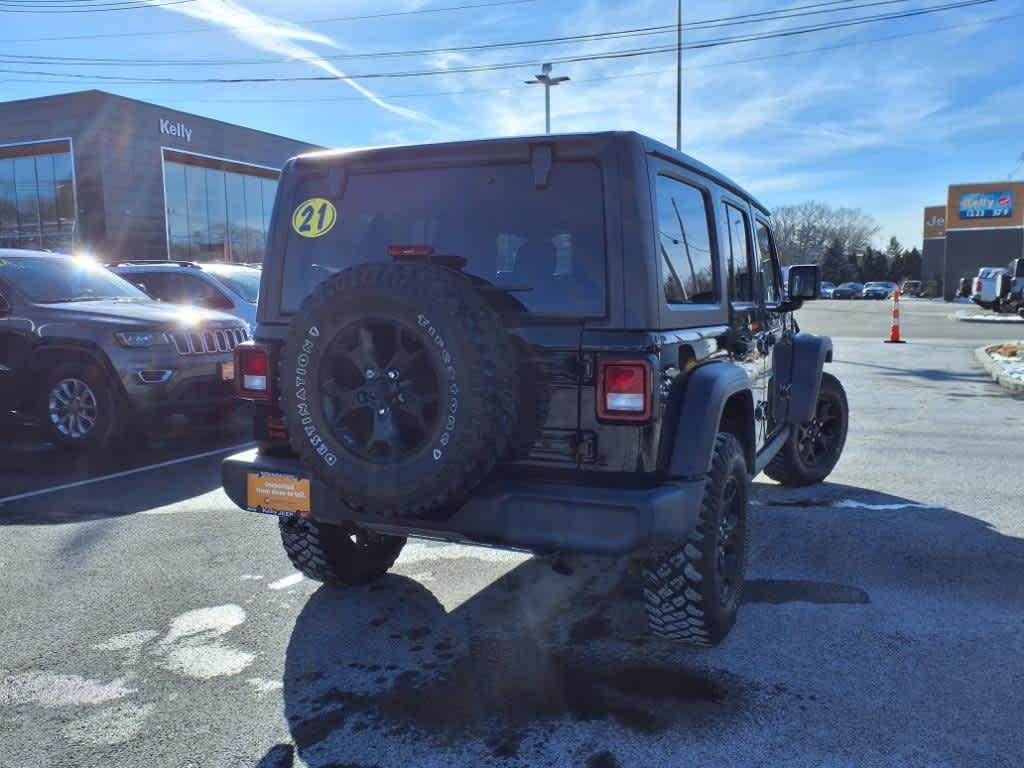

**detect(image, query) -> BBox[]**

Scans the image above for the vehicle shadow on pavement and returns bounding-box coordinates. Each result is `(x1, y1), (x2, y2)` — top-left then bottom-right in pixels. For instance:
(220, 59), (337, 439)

(252, 478), (1024, 767)
(838, 359), (992, 384)
(0, 446), (227, 525)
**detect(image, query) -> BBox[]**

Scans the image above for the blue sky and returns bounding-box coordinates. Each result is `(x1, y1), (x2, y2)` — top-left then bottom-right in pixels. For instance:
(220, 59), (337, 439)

(2, 0), (1022, 248)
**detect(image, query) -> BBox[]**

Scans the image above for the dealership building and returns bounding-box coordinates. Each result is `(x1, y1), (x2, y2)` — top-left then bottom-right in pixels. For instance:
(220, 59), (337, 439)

(921, 181), (1024, 300)
(0, 90), (320, 263)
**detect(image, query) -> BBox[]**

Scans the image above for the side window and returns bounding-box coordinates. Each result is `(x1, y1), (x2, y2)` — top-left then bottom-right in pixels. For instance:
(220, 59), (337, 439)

(176, 274), (233, 309)
(723, 203), (753, 303)
(128, 272), (173, 301)
(755, 220), (782, 305)
(655, 175), (717, 305)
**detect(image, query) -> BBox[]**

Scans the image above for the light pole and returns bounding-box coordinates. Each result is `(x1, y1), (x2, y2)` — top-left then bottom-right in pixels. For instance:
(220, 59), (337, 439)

(526, 63), (569, 135)
(676, 0), (682, 150)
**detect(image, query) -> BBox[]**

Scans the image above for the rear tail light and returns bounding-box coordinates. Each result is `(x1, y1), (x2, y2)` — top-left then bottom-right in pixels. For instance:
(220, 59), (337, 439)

(974, 279), (982, 293)
(597, 359), (652, 422)
(236, 342), (271, 400)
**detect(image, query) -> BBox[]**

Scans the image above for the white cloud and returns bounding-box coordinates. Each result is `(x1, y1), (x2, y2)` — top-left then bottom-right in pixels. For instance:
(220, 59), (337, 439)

(145, 0), (437, 124)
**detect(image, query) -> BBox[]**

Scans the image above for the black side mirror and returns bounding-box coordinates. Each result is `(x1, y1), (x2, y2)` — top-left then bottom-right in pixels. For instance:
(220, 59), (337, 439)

(788, 264), (820, 301)
(1014, 259), (1024, 279)
(996, 273), (1012, 299)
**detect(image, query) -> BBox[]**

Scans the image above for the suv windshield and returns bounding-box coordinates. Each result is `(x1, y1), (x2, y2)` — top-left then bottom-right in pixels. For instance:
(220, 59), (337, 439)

(205, 264), (260, 303)
(281, 161), (606, 317)
(0, 254), (147, 303)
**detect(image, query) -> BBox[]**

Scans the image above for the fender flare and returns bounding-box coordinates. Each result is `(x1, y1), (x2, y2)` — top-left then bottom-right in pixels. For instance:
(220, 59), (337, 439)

(665, 362), (754, 478)
(784, 333), (833, 424)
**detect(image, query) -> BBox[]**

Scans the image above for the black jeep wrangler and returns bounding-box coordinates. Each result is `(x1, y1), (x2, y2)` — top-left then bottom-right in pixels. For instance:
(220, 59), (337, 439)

(222, 132), (848, 646)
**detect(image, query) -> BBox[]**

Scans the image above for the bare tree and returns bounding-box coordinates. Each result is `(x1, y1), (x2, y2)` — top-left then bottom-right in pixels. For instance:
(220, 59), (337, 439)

(772, 201), (879, 265)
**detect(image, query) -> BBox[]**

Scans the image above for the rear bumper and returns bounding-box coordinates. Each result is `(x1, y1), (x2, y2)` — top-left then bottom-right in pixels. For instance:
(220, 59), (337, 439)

(221, 449), (705, 556)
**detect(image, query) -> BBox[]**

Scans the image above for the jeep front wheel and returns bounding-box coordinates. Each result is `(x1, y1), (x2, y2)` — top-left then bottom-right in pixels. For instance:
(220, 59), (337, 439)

(642, 433), (749, 647)
(278, 517), (406, 586)
(764, 372), (848, 487)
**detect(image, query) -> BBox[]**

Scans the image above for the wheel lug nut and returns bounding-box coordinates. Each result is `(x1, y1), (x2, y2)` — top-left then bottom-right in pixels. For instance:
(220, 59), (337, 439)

(366, 370), (377, 380)
(378, 408), (387, 416)
(387, 369), (399, 380)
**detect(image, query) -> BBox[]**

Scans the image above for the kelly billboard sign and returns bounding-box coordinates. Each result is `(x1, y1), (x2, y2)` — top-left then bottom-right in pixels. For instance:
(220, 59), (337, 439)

(959, 191), (1013, 219)
(947, 182), (1024, 230)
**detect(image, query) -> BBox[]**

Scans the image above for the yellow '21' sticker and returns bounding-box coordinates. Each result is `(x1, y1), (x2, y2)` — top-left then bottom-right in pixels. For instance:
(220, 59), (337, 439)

(292, 198), (337, 238)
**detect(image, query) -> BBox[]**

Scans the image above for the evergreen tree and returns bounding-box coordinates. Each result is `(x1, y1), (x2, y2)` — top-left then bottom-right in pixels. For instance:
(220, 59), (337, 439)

(821, 239), (847, 283)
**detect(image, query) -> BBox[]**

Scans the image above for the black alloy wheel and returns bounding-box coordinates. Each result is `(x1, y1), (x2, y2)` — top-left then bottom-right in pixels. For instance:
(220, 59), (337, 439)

(319, 319), (442, 463)
(795, 389), (843, 470)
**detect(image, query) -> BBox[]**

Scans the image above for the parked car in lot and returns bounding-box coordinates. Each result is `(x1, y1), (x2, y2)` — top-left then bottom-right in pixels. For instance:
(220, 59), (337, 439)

(820, 281), (836, 298)
(993, 258), (1024, 317)
(111, 261), (260, 329)
(862, 281), (898, 300)
(0, 250), (249, 449)
(900, 280), (922, 297)
(221, 131), (848, 648)
(970, 267), (1008, 310)
(832, 281), (865, 299)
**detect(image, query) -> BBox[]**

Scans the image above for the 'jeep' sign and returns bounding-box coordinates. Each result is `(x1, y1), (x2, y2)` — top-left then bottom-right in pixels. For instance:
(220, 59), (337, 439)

(160, 118), (192, 142)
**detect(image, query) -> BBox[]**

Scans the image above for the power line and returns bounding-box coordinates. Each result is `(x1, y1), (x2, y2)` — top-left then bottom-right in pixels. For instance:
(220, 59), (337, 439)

(3, 9), (1014, 96)
(0, 0), (538, 42)
(0, 0), (196, 12)
(0, 0), (998, 83)
(0, 0), (999, 84)
(0, 0), (924, 65)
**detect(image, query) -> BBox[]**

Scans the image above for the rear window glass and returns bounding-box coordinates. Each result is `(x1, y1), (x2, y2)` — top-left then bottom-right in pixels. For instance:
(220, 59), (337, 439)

(281, 162), (606, 316)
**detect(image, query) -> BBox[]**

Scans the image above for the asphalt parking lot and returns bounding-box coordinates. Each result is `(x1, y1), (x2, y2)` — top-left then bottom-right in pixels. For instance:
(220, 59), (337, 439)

(2, 298), (1023, 768)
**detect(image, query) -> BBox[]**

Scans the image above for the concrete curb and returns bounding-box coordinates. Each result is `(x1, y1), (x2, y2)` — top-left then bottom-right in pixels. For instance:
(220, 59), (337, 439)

(974, 344), (1024, 396)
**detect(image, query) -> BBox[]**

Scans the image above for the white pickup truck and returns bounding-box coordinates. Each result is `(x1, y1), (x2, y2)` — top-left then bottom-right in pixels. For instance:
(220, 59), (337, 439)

(971, 267), (1009, 310)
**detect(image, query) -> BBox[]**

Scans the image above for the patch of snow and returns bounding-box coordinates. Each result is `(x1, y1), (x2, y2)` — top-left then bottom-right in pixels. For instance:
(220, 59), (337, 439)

(160, 604), (246, 646)
(160, 644), (256, 680)
(61, 702), (154, 746)
(833, 499), (943, 511)
(954, 310), (1024, 323)
(409, 570), (436, 582)
(239, 574), (263, 581)
(246, 677), (284, 694)
(0, 672), (134, 708)
(268, 572), (304, 591)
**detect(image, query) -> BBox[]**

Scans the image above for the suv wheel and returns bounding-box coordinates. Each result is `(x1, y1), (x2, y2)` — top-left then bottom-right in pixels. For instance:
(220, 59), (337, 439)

(764, 372), (848, 487)
(278, 517), (406, 586)
(41, 363), (120, 450)
(642, 433), (749, 647)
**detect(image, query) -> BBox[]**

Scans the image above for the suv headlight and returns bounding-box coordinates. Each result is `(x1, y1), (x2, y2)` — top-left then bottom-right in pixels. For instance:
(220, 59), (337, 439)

(115, 331), (166, 348)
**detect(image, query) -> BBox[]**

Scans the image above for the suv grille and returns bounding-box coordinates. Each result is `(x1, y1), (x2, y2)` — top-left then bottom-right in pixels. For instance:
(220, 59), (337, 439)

(168, 327), (249, 356)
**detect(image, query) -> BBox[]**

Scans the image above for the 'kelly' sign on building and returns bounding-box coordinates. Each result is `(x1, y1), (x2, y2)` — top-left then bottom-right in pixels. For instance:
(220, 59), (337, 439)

(159, 118), (192, 142)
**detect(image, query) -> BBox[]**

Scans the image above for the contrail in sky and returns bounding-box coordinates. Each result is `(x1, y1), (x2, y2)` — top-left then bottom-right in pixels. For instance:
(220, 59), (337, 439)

(146, 0), (435, 124)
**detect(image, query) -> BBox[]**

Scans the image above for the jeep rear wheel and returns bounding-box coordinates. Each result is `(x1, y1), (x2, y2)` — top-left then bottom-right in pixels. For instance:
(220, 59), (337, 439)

(642, 433), (749, 647)
(280, 262), (518, 518)
(764, 372), (848, 487)
(278, 517), (406, 586)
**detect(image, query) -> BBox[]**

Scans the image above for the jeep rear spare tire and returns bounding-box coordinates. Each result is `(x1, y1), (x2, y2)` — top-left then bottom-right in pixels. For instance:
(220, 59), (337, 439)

(280, 262), (517, 517)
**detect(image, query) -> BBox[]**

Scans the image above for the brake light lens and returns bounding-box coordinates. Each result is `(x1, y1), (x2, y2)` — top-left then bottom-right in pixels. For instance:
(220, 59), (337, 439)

(236, 342), (271, 400)
(975, 279), (982, 293)
(597, 359), (652, 422)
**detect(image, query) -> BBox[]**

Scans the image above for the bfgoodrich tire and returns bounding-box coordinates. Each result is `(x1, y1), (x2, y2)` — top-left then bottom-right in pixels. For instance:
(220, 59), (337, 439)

(279, 517), (406, 586)
(764, 372), (848, 487)
(642, 433), (750, 647)
(280, 262), (518, 517)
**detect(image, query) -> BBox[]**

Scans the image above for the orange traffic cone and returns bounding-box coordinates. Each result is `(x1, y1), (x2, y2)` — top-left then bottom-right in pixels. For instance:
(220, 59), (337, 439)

(885, 286), (906, 343)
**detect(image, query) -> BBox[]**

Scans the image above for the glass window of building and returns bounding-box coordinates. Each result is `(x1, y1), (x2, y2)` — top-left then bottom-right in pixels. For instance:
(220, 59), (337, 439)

(0, 143), (77, 253)
(162, 153), (278, 264)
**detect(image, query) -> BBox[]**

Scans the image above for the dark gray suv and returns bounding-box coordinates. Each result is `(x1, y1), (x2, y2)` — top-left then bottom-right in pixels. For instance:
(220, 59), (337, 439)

(0, 250), (249, 448)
